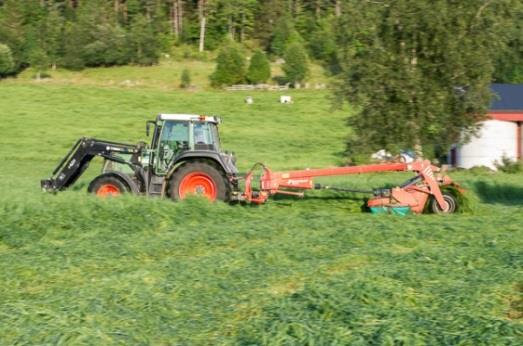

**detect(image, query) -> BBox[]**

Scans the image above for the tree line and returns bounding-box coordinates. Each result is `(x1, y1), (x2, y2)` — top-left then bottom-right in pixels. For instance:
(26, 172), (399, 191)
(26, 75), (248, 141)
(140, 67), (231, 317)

(1, 0), (523, 159)
(0, 0), (343, 74)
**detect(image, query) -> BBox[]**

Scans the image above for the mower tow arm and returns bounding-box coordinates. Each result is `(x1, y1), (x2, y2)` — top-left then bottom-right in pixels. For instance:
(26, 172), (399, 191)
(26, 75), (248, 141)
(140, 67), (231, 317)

(240, 160), (458, 214)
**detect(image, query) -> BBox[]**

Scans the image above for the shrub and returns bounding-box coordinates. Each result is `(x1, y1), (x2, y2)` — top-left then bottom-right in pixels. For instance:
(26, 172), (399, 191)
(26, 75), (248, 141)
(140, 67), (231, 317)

(282, 42), (309, 86)
(0, 44), (14, 77)
(28, 47), (49, 80)
(210, 43), (246, 87)
(494, 155), (523, 173)
(246, 50), (271, 84)
(180, 68), (191, 88)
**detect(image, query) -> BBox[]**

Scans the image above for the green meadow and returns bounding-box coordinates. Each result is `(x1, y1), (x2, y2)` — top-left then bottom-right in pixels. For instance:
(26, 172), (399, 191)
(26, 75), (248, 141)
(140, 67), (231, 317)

(0, 65), (522, 345)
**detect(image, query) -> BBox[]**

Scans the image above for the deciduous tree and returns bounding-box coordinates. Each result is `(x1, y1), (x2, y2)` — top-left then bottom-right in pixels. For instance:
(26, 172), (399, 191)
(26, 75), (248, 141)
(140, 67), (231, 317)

(334, 0), (519, 160)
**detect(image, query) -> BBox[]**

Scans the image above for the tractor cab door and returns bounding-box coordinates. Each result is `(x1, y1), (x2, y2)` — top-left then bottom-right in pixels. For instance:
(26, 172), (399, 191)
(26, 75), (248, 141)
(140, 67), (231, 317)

(156, 120), (190, 173)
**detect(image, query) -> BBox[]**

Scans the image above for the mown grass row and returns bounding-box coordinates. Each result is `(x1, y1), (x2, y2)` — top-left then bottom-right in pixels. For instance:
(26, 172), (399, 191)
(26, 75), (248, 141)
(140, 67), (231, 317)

(1, 194), (522, 344)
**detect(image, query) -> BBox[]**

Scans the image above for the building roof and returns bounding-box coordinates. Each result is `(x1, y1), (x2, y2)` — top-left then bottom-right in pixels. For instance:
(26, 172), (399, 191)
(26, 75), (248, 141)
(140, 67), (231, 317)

(491, 83), (523, 111)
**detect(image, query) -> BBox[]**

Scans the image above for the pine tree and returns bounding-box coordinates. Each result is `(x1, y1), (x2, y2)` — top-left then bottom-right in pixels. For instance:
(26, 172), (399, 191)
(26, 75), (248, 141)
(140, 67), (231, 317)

(128, 13), (161, 65)
(0, 0), (26, 70)
(44, 6), (64, 69)
(270, 15), (302, 56)
(73, 0), (129, 67)
(0, 43), (14, 77)
(282, 42), (309, 85)
(246, 49), (270, 84)
(210, 42), (246, 86)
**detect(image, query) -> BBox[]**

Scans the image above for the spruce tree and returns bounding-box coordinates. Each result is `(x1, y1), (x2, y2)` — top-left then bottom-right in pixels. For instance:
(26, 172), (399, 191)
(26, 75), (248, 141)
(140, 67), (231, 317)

(210, 43), (246, 87)
(246, 49), (270, 84)
(282, 42), (309, 85)
(0, 43), (14, 77)
(0, 0), (26, 70)
(128, 14), (161, 65)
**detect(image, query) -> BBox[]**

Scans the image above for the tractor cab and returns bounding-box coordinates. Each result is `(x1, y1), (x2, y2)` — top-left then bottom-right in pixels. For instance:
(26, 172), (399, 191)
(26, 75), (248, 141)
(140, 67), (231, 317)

(148, 114), (224, 174)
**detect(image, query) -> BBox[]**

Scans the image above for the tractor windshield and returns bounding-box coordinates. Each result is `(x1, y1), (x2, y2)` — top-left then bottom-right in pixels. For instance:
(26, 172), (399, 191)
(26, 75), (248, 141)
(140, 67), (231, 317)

(161, 121), (189, 146)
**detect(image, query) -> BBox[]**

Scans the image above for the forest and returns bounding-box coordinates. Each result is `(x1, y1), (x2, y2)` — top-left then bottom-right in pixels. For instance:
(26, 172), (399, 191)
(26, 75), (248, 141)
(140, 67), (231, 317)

(1, 0), (523, 158)
(0, 0), (521, 81)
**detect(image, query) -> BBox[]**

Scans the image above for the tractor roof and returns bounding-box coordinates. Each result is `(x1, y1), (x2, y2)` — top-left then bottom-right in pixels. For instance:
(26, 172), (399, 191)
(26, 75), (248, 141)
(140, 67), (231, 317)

(158, 114), (221, 123)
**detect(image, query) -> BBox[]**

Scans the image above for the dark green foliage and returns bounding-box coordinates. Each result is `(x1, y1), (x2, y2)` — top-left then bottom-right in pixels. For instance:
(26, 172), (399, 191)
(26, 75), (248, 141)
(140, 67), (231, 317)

(246, 49), (270, 84)
(0, 0), (26, 70)
(335, 1), (520, 161)
(62, 21), (85, 70)
(495, 155), (523, 174)
(283, 42), (309, 85)
(270, 16), (302, 57)
(127, 14), (161, 65)
(210, 43), (246, 87)
(0, 43), (13, 76)
(494, 8), (523, 83)
(27, 46), (49, 79)
(308, 17), (340, 74)
(180, 68), (191, 88)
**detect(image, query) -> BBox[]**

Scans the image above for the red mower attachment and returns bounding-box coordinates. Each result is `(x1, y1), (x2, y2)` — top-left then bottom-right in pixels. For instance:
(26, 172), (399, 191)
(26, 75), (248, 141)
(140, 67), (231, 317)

(241, 160), (462, 214)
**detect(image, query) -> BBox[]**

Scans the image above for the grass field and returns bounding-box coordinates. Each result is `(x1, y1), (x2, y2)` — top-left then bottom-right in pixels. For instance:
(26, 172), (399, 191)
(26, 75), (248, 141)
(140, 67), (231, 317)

(14, 59), (330, 91)
(0, 66), (522, 345)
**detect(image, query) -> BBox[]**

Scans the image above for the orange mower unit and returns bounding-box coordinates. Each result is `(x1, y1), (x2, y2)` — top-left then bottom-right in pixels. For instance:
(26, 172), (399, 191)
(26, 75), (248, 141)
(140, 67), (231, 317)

(241, 160), (462, 215)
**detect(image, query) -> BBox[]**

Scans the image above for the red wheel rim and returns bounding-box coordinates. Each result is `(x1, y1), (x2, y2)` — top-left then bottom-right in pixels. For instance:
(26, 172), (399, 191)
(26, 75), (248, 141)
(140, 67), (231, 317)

(178, 172), (217, 201)
(96, 183), (121, 197)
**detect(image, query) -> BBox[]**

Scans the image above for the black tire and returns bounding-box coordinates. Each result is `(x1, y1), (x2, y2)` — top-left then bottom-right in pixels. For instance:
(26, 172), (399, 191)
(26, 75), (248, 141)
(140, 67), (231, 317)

(88, 174), (130, 196)
(168, 161), (230, 202)
(430, 192), (458, 214)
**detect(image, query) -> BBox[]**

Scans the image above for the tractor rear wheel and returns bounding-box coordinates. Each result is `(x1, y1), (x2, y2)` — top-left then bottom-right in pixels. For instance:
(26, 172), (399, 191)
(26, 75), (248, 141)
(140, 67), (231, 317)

(430, 192), (458, 214)
(168, 161), (230, 202)
(88, 175), (130, 197)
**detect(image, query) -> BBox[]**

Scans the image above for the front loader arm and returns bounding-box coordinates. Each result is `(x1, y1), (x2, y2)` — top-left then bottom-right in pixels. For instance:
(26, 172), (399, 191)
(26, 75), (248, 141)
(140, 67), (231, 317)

(41, 137), (140, 192)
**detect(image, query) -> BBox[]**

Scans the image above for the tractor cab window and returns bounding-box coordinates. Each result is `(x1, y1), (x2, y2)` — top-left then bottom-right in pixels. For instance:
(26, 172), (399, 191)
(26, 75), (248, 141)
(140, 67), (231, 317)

(158, 121), (189, 172)
(193, 122), (218, 150)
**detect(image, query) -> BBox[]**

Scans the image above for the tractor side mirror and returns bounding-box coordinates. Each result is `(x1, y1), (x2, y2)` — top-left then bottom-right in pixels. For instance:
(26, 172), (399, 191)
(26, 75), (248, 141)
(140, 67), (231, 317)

(146, 121), (156, 137)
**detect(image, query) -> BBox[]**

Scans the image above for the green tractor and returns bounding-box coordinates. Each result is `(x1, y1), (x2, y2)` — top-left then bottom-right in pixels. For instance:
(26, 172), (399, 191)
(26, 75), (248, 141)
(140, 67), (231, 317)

(41, 114), (239, 201)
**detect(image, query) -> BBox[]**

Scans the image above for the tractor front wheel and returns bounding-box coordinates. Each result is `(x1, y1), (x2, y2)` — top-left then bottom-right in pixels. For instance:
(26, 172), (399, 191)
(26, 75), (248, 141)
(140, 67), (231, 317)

(430, 192), (458, 214)
(168, 161), (230, 202)
(88, 175), (130, 197)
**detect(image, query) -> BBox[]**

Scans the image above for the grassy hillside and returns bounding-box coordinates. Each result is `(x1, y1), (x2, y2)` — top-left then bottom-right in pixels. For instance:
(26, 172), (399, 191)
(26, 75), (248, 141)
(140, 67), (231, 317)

(14, 59), (330, 91)
(0, 69), (522, 344)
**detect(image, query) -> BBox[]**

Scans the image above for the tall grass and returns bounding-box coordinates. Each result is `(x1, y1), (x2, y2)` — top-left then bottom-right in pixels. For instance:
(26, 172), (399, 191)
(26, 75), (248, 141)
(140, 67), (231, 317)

(0, 77), (522, 344)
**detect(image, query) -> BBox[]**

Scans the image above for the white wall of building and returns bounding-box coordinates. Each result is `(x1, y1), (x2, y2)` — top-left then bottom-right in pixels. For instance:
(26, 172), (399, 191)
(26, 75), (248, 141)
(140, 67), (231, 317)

(456, 120), (518, 169)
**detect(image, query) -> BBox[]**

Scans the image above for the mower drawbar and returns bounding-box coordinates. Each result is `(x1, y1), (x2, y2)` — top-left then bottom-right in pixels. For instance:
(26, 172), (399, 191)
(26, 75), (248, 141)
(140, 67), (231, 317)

(239, 160), (463, 214)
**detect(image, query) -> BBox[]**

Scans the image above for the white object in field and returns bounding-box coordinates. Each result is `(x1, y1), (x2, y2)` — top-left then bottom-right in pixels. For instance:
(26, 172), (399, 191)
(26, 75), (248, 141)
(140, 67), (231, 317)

(280, 95), (292, 104)
(456, 120), (518, 169)
(245, 96), (253, 104)
(371, 149), (393, 161)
